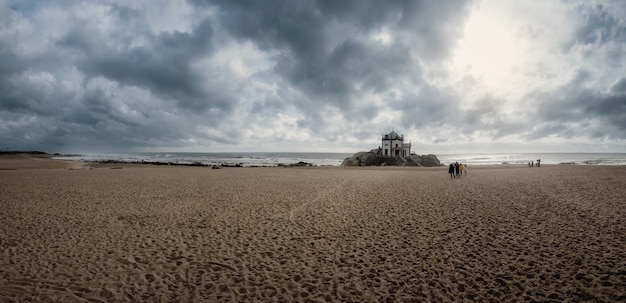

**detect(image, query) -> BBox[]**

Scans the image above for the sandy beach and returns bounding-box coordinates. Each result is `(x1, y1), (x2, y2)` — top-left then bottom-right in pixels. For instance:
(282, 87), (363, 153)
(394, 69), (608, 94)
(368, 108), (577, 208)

(1, 155), (625, 302)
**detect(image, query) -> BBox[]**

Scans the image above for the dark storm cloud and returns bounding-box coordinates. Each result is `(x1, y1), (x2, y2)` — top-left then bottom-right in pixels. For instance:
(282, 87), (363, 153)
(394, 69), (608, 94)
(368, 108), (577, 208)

(1, 0), (475, 152)
(57, 9), (224, 112)
(0, 1), (236, 151)
(205, 0), (472, 110)
(574, 2), (626, 45)
(187, 0), (474, 145)
(0, 7), (31, 112)
(610, 77), (626, 95)
(527, 72), (626, 141)
(1, 0), (625, 152)
(0, 42), (22, 77)
(395, 84), (458, 129)
(459, 95), (526, 139)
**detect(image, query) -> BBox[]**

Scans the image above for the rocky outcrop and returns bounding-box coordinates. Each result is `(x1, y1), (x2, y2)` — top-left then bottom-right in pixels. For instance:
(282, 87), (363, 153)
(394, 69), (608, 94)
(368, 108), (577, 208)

(341, 149), (380, 166)
(406, 154), (441, 167)
(341, 150), (441, 167)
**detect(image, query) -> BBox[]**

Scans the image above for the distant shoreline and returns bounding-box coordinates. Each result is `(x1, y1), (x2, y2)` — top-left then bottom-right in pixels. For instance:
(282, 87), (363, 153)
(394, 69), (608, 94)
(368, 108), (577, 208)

(2, 151), (625, 167)
(0, 150), (50, 155)
(0, 152), (317, 169)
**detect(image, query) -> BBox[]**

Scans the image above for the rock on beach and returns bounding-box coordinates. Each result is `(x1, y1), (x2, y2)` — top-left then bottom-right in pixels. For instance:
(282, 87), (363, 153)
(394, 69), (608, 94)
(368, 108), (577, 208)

(341, 149), (441, 166)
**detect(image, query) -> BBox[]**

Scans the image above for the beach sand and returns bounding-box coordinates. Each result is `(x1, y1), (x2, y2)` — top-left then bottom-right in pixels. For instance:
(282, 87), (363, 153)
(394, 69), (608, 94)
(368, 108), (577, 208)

(1, 155), (625, 302)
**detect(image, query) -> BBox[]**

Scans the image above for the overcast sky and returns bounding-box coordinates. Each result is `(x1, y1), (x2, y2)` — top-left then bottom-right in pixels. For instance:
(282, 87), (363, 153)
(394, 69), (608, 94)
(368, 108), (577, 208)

(1, 0), (625, 154)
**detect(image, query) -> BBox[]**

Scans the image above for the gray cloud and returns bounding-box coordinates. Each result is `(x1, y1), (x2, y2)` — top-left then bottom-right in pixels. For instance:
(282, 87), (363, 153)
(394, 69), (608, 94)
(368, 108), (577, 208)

(574, 2), (626, 45)
(0, 0), (625, 152)
(210, 0), (472, 108)
(57, 9), (223, 112)
(526, 71), (626, 141)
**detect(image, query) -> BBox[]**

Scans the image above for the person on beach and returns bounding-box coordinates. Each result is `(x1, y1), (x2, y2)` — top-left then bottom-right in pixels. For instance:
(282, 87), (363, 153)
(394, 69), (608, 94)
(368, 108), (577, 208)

(455, 162), (460, 178)
(448, 164), (455, 178)
(464, 164), (468, 175)
(537, 159), (541, 167)
(459, 163), (464, 176)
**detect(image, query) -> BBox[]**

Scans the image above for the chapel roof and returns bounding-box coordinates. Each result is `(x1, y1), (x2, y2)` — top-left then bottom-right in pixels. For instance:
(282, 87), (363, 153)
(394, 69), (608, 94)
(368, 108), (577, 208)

(382, 130), (403, 140)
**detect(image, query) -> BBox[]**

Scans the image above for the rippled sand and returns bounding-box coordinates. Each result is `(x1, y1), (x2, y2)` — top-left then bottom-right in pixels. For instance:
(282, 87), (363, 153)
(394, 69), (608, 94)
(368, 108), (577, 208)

(1, 156), (625, 302)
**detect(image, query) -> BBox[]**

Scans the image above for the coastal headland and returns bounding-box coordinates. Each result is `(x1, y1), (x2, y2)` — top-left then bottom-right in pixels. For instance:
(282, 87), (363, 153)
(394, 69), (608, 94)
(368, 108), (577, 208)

(1, 154), (625, 301)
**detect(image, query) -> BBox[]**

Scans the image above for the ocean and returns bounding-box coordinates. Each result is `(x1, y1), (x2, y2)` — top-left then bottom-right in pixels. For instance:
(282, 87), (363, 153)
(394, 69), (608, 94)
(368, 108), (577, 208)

(53, 152), (626, 167)
(53, 152), (353, 167)
(437, 153), (626, 166)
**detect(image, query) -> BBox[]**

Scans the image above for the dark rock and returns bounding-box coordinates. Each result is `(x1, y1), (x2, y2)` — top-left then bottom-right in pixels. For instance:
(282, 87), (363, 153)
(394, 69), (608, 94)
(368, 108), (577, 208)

(278, 161), (314, 167)
(408, 154), (441, 167)
(0, 150), (48, 155)
(341, 149), (380, 166)
(341, 150), (440, 167)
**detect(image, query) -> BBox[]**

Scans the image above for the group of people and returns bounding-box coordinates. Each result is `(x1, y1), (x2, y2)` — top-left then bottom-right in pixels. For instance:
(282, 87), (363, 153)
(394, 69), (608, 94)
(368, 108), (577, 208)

(448, 162), (466, 178)
(528, 159), (541, 167)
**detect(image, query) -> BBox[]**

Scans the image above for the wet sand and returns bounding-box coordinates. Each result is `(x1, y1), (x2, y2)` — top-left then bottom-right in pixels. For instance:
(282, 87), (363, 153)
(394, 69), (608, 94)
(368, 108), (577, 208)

(1, 155), (625, 302)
